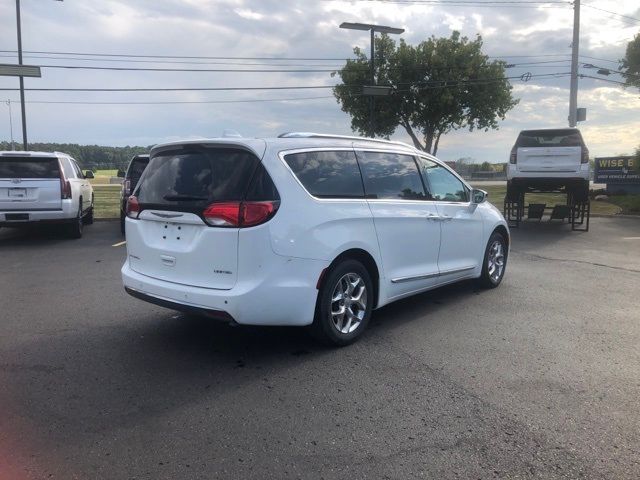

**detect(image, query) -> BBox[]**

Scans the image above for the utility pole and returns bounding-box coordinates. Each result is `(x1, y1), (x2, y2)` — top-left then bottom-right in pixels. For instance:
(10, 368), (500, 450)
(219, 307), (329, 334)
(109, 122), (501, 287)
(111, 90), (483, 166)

(568, 0), (580, 127)
(16, 0), (28, 150)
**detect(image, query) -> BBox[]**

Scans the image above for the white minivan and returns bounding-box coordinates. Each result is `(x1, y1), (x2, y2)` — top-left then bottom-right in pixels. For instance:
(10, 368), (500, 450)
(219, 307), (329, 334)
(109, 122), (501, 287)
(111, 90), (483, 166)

(122, 134), (509, 345)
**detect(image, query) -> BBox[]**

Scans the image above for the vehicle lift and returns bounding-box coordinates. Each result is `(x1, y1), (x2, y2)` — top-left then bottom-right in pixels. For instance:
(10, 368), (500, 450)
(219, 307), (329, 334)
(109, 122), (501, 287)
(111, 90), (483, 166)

(503, 185), (590, 232)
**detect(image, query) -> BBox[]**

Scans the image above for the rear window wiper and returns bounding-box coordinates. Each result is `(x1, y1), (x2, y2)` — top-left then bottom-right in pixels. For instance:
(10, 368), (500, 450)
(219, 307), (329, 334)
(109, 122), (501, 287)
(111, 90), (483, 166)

(162, 194), (209, 201)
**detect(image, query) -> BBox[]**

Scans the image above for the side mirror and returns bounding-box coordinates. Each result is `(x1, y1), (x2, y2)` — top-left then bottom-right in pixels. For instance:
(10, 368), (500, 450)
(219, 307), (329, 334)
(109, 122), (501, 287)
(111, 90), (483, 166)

(117, 169), (125, 178)
(84, 170), (94, 179)
(471, 188), (487, 204)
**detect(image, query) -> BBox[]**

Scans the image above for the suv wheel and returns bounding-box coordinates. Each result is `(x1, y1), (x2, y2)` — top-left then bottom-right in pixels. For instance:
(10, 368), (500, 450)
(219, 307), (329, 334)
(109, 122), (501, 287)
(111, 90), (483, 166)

(311, 259), (373, 346)
(478, 232), (507, 288)
(84, 196), (94, 225)
(67, 202), (83, 239)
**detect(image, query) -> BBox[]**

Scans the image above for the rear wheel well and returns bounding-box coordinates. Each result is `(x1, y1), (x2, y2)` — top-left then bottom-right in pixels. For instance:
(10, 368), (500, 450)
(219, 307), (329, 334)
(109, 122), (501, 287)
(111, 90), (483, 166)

(323, 249), (380, 308)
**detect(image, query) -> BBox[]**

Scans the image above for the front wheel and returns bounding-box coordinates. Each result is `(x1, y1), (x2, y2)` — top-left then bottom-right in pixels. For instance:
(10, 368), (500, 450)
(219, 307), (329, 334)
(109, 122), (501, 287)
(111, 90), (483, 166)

(477, 232), (507, 288)
(311, 259), (374, 346)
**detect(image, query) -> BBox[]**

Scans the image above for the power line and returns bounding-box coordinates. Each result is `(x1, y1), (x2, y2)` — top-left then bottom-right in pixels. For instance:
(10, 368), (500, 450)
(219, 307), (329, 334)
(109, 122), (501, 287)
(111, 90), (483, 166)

(13, 95), (336, 105)
(0, 71), (571, 93)
(321, 0), (570, 7)
(0, 50), (351, 61)
(36, 65), (337, 73)
(582, 3), (640, 24)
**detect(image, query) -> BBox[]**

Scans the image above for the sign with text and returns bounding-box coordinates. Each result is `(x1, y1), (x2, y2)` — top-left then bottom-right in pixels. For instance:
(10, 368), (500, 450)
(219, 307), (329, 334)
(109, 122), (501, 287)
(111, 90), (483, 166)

(0, 64), (41, 77)
(594, 156), (640, 184)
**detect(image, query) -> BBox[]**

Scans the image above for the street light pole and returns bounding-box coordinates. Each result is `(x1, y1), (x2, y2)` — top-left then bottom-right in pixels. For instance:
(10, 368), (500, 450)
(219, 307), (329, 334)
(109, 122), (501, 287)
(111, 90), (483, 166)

(6, 100), (15, 150)
(568, 0), (580, 127)
(16, 0), (28, 151)
(370, 28), (375, 137)
(340, 22), (404, 138)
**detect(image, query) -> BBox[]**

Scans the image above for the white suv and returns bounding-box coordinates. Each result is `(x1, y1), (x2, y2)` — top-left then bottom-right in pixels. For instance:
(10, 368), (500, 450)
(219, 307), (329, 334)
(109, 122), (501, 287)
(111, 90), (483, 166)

(122, 134), (509, 345)
(0, 151), (94, 238)
(507, 128), (590, 199)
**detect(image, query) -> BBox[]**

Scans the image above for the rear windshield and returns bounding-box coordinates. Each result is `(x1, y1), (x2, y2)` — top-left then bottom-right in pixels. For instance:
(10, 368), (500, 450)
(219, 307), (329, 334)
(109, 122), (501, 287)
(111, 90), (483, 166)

(0, 157), (60, 178)
(135, 148), (260, 207)
(516, 130), (584, 148)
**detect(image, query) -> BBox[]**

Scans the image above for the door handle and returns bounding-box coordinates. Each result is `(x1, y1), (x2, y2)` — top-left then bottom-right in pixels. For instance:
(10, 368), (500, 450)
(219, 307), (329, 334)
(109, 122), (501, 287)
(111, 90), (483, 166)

(440, 215), (453, 222)
(426, 213), (441, 221)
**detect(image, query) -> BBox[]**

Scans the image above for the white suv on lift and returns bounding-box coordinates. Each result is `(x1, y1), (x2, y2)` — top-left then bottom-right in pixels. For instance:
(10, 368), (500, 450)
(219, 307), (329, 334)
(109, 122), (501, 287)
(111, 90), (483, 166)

(0, 151), (95, 238)
(122, 134), (509, 345)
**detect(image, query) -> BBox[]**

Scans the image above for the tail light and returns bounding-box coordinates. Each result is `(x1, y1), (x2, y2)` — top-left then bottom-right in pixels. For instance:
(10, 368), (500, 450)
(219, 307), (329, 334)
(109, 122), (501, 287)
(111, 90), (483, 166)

(581, 147), (589, 164)
(203, 201), (279, 228)
(509, 147), (517, 164)
(126, 195), (140, 219)
(124, 179), (131, 195)
(58, 161), (72, 199)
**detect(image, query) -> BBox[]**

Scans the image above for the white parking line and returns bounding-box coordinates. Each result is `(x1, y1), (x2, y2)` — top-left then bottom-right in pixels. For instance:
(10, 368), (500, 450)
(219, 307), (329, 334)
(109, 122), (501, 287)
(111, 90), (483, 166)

(112, 240), (127, 247)
(622, 237), (640, 240)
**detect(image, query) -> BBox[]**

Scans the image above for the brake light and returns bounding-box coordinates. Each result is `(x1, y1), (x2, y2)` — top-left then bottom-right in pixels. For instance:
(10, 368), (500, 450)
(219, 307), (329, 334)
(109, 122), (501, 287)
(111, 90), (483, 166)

(203, 201), (279, 227)
(126, 195), (140, 219)
(58, 161), (72, 199)
(581, 147), (589, 164)
(124, 179), (131, 195)
(510, 147), (517, 164)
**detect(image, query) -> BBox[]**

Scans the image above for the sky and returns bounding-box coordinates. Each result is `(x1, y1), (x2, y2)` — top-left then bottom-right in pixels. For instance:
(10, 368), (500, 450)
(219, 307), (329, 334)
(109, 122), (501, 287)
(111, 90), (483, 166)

(0, 0), (639, 163)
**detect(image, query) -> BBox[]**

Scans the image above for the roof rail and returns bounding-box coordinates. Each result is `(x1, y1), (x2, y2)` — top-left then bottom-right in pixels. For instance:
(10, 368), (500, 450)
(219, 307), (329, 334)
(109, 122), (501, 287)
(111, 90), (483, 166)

(277, 132), (416, 150)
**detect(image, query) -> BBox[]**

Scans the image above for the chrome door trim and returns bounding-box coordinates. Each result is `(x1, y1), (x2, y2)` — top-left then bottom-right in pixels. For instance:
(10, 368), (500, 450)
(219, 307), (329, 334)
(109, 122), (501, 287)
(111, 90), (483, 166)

(391, 265), (475, 284)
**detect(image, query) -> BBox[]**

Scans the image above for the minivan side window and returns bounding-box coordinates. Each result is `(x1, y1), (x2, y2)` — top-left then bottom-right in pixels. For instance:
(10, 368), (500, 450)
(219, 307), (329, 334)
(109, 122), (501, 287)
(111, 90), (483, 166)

(283, 150), (364, 198)
(418, 157), (469, 202)
(356, 151), (427, 200)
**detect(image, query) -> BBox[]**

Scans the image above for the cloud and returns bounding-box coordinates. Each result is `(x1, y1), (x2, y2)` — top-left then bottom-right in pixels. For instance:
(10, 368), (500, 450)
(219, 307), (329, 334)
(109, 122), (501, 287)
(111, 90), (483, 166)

(0, 0), (638, 161)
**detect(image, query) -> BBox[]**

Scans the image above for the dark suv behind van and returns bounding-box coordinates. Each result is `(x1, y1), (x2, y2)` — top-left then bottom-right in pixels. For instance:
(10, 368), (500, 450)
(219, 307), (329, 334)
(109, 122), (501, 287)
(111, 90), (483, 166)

(119, 154), (149, 234)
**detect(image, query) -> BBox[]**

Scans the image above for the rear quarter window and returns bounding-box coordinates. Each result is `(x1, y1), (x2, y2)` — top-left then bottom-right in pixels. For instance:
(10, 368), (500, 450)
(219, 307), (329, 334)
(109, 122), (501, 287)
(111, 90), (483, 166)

(0, 157), (60, 178)
(283, 150), (364, 198)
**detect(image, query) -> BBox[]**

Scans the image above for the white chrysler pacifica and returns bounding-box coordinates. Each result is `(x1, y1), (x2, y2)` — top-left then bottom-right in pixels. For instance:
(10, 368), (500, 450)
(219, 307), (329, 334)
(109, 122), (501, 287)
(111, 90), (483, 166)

(122, 133), (509, 345)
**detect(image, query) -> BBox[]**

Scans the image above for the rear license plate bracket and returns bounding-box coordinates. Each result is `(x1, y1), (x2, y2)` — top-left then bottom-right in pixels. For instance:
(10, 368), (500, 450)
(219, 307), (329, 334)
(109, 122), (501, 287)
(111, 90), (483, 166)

(8, 188), (27, 198)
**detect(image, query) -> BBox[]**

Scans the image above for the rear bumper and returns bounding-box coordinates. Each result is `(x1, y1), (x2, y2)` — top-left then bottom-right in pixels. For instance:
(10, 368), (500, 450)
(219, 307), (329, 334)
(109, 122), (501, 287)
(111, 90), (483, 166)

(507, 163), (590, 181)
(124, 286), (235, 323)
(0, 202), (76, 225)
(121, 255), (328, 327)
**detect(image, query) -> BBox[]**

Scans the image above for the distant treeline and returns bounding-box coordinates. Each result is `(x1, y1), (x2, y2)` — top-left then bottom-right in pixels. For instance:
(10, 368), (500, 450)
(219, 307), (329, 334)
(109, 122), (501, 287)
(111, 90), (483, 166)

(0, 141), (150, 170)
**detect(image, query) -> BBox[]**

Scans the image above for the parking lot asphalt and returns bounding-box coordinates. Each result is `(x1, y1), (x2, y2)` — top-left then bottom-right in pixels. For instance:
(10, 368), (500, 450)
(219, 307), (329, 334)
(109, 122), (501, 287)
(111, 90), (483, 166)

(0, 219), (639, 479)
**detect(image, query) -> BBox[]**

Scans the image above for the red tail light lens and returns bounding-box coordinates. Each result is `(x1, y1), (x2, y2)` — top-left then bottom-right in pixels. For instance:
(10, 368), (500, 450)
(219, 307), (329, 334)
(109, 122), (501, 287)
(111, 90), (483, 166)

(126, 195), (140, 219)
(242, 201), (279, 227)
(203, 202), (241, 227)
(510, 147), (517, 164)
(60, 179), (72, 199)
(124, 179), (131, 195)
(203, 201), (279, 227)
(581, 147), (589, 164)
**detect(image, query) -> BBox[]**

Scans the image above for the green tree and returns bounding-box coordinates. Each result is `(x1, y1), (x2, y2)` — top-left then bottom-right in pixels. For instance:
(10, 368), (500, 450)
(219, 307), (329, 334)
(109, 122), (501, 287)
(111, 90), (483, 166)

(621, 32), (640, 89)
(333, 32), (518, 155)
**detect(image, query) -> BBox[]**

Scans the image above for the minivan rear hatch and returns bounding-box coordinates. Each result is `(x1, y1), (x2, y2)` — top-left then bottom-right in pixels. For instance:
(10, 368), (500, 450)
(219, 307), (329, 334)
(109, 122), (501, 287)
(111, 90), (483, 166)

(126, 142), (268, 290)
(0, 155), (62, 211)
(515, 129), (585, 173)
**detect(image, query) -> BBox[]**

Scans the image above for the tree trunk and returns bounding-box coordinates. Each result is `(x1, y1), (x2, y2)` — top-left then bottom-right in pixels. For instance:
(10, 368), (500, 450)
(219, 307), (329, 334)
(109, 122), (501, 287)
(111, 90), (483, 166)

(400, 119), (426, 151)
(424, 129), (435, 154)
(433, 131), (442, 156)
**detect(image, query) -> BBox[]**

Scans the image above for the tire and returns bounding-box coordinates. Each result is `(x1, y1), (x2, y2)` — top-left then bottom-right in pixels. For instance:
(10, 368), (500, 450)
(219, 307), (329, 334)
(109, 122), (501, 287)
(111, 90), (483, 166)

(67, 202), (83, 239)
(311, 259), (374, 346)
(84, 197), (94, 225)
(478, 232), (507, 289)
(505, 181), (519, 201)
